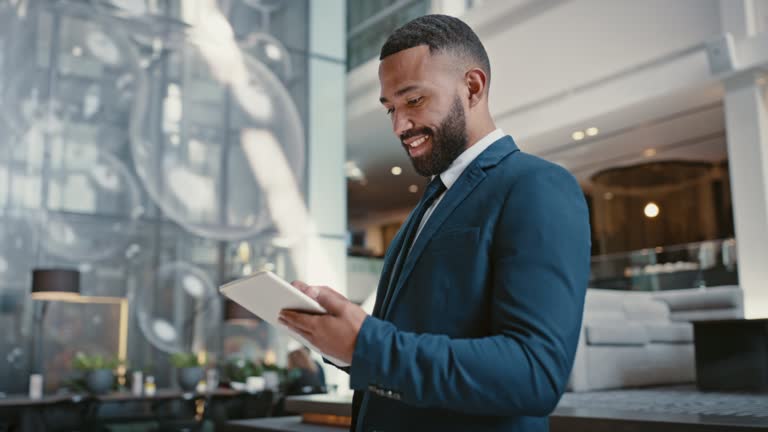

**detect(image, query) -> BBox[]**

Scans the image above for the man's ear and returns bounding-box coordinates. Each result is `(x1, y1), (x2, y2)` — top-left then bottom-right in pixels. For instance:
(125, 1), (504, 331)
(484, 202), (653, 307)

(466, 68), (487, 107)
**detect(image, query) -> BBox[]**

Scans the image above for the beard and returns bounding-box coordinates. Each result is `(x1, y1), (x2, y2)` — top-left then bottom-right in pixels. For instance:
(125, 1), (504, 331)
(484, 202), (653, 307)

(402, 96), (468, 177)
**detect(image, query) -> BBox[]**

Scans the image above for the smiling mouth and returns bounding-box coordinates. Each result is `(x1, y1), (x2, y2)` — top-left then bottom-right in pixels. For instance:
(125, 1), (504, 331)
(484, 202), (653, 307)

(404, 135), (430, 156)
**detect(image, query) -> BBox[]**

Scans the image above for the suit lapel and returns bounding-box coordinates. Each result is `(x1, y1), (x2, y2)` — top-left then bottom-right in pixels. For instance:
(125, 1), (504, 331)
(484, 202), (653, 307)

(381, 136), (520, 319)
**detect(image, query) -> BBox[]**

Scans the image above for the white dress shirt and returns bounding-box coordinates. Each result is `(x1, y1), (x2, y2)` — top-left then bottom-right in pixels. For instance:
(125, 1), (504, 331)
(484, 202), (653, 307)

(413, 128), (505, 242)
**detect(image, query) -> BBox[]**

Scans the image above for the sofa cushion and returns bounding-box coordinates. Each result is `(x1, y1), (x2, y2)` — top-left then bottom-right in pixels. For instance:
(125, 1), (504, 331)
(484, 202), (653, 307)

(653, 286), (742, 311)
(624, 298), (670, 322)
(584, 289), (630, 313)
(586, 321), (649, 346)
(670, 308), (744, 322)
(584, 310), (626, 322)
(645, 322), (693, 343)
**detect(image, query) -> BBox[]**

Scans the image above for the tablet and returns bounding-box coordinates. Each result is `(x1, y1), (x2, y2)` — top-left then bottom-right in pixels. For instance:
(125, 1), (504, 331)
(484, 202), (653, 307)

(218, 271), (350, 367)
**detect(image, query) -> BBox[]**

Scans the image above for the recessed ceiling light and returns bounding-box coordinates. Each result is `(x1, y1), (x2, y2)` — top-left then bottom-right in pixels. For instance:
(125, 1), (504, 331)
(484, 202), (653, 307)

(408, 184), (418, 193)
(72, 46), (83, 57)
(644, 202), (660, 218)
(391, 166), (402, 175)
(644, 148), (657, 157)
(572, 131), (585, 141)
(345, 161), (365, 181)
(586, 127), (599, 136)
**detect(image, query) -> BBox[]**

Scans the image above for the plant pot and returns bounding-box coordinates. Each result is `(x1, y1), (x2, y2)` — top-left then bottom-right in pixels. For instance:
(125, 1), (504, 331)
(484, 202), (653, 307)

(177, 367), (204, 392)
(262, 371), (279, 390)
(85, 369), (114, 395)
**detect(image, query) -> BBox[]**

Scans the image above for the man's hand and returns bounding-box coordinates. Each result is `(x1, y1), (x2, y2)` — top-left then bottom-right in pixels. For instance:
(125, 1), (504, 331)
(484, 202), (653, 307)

(279, 281), (368, 365)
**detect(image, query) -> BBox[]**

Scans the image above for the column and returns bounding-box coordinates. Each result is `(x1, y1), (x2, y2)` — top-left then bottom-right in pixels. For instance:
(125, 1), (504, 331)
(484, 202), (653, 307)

(306, 0), (349, 391)
(721, 0), (768, 318)
(723, 72), (768, 319)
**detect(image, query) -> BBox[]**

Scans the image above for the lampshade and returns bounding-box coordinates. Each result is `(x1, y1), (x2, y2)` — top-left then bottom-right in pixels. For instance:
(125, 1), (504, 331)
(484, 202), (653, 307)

(31, 269), (80, 301)
(224, 298), (259, 324)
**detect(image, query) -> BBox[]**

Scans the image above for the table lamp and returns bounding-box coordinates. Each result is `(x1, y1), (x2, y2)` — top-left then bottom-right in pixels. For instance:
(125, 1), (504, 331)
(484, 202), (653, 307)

(29, 268), (81, 391)
(31, 269), (80, 300)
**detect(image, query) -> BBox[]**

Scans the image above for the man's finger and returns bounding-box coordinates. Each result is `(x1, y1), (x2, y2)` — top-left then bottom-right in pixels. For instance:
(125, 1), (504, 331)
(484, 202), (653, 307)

(279, 310), (317, 335)
(291, 280), (319, 298)
(314, 286), (348, 315)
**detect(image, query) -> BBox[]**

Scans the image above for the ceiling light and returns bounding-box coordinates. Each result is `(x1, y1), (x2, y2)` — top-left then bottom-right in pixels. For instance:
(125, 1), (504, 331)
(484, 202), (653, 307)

(585, 127), (599, 136)
(72, 46), (83, 57)
(345, 161), (365, 181)
(644, 148), (657, 157)
(571, 131), (585, 141)
(391, 166), (402, 175)
(409, 185), (418, 193)
(644, 202), (660, 218)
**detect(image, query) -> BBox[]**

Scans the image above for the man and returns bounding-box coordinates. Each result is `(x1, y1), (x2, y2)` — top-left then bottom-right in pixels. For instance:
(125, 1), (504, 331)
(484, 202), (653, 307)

(279, 14), (590, 432)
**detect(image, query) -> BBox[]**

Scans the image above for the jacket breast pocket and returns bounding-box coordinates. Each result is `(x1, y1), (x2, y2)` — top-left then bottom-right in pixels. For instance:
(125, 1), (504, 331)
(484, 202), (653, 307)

(427, 227), (479, 254)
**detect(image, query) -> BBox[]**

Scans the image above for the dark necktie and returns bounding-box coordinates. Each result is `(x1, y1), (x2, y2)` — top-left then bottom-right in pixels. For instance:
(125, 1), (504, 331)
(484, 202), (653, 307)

(379, 176), (447, 315)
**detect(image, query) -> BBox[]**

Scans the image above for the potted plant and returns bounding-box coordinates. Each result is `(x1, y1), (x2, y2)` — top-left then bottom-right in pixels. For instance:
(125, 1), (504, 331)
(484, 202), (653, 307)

(72, 352), (120, 395)
(170, 352), (204, 392)
(224, 358), (262, 391)
(261, 361), (287, 391)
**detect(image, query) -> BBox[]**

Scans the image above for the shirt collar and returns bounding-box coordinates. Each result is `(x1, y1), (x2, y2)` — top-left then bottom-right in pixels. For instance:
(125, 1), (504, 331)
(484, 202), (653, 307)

(438, 128), (505, 190)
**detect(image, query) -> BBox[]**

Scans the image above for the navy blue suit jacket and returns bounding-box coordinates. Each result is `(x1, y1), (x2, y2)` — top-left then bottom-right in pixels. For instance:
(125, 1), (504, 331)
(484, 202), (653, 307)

(346, 136), (591, 431)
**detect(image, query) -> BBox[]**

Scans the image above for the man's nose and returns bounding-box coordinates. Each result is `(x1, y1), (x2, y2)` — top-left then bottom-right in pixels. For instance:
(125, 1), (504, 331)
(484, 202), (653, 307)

(392, 112), (414, 138)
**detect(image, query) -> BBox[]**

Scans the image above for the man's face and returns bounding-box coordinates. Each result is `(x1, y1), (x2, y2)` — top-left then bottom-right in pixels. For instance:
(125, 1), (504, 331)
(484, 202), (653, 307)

(379, 46), (468, 177)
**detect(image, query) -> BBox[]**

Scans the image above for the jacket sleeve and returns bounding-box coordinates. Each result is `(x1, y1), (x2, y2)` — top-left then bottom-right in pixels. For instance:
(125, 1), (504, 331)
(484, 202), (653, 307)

(348, 167), (591, 416)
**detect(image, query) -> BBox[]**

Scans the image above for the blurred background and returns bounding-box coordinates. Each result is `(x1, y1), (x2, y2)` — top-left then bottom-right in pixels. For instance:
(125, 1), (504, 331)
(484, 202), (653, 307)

(1, 0), (767, 428)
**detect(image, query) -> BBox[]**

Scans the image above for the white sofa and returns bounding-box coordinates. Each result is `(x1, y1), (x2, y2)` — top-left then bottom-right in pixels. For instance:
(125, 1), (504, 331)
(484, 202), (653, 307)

(567, 286), (743, 392)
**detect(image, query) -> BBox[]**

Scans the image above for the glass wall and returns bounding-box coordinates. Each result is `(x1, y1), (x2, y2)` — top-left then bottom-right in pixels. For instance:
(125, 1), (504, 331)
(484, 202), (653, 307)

(0, 0), (311, 393)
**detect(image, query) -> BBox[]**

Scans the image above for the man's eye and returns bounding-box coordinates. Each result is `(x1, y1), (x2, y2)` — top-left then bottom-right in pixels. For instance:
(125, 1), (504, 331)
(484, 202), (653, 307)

(407, 97), (423, 105)
(386, 108), (394, 115)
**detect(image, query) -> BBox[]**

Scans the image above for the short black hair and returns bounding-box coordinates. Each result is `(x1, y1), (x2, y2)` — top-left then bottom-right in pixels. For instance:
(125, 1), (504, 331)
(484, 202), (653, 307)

(380, 14), (491, 88)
